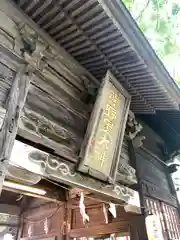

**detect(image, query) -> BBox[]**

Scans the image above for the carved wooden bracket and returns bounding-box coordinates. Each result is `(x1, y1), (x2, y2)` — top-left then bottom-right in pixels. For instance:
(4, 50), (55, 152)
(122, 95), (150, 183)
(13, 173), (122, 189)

(116, 158), (137, 185)
(17, 23), (48, 74)
(126, 111), (145, 148)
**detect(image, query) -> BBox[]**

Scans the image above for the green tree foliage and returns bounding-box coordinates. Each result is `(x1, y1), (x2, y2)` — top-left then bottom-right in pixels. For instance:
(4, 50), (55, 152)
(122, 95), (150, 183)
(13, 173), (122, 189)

(122, 0), (180, 85)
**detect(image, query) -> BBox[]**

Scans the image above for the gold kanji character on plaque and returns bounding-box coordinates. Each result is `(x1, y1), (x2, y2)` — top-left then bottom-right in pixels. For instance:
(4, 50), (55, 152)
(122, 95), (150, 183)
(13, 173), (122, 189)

(103, 118), (114, 133)
(105, 104), (117, 122)
(108, 90), (120, 107)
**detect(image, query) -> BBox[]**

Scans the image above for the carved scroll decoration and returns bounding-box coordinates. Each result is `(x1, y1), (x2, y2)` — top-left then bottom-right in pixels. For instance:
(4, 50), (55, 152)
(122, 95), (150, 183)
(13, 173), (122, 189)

(28, 151), (76, 177)
(27, 148), (139, 204)
(19, 107), (80, 161)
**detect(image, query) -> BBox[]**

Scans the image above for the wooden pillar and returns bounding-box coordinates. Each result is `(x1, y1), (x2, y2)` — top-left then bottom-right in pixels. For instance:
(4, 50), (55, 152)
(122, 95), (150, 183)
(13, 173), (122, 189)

(64, 202), (72, 240)
(0, 64), (31, 194)
(128, 141), (148, 240)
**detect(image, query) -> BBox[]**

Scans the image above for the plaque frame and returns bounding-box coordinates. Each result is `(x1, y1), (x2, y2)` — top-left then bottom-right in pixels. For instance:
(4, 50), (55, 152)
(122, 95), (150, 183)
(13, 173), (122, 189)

(78, 70), (131, 183)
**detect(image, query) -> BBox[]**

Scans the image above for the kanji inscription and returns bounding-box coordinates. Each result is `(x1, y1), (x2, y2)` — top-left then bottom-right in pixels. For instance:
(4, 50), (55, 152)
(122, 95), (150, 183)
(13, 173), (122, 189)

(87, 84), (122, 173)
(79, 71), (130, 182)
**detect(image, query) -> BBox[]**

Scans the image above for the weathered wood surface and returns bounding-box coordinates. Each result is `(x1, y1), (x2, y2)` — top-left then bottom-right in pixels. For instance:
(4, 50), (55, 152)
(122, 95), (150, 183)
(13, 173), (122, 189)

(0, 8), (90, 162)
(78, 70), (131, 182)
(0, 4), (92, 163)
(19, 72), (89, 161)
(0, 5), (137, 186)
(116, 136), (137, 185)
(0, 0), (138, 203)
(137, 118), (167, 159)
(70, 203), (142, 238)
(70, 222), (129, 238)
(9, 140), (140, 205)
(135, 147), (177, 206)
(141, 179), (177, 207)
(0, 62), (15, 106)
(20, 199), (142, 240)
(0, 63), (30, 194)
(22, 202), (65, 239)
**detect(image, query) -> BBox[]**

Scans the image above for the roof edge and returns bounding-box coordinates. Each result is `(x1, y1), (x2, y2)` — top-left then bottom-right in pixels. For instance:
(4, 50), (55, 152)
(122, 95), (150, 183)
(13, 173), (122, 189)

(98, 0), (180, 106)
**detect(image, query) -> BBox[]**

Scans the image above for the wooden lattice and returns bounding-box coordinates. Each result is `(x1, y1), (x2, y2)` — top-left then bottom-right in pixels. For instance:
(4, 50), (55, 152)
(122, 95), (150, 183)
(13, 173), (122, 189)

(145, 197), (180, 240)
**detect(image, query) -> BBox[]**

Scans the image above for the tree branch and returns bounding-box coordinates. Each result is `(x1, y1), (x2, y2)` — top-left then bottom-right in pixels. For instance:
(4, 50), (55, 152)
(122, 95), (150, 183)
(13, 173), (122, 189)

(135, 0), (150, 21)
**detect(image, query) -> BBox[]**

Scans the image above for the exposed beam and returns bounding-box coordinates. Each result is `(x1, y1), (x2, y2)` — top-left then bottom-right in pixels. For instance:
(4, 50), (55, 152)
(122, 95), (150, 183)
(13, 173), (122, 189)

(4, 180), (66, 204)
(70, 222), (129, 238)
(9, 140), (140, 205)
(3, 186), (64, 204)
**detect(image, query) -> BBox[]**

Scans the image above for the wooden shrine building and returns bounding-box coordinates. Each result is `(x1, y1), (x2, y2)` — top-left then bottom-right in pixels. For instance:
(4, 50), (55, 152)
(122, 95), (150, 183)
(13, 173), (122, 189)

(0, 0), (179, 240)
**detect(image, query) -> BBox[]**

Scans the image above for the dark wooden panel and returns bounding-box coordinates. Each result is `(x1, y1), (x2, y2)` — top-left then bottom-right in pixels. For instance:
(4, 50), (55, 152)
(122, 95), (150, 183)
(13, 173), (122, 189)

(22, 203), (65, 238)
(26, 84), (87, 136)
(32, 72), (88, 117)
(137, 118), (166, 159)
(71, 204), (106, 229)
(136, 149), (170, 192)
(129, 215), (147, 240)
(111, 206), (136, 223)
(141, 180), (177, 206)
(71, 203), (136, 238)
(25, 198), (51, 209)
(0, 190), (21, 206)
(18, 72), (89, 162)
(135, 148), (178, 206)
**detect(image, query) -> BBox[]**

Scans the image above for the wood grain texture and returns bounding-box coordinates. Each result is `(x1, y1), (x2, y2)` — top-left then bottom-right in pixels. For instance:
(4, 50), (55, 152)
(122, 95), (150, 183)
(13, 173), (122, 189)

(70, 222), (129, 238)
(136, 148), (170, 192)
(79, 70), (131, 182)
(135, 148), (177, 206)
(141, 180), (177, 207)
(116, 136), (137, 185)
(0, 3), (93, 164)
(0, 64), (30, 194)
(0, 1), (138, 206)
(17, 65), (90, 162)
(22, 203), (65, 238)
(0, 61), (15, 106)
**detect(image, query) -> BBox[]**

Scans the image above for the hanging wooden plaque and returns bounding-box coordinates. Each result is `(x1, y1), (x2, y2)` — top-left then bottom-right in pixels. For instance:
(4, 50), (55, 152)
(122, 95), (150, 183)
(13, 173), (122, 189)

(78, 71), (131, 182)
